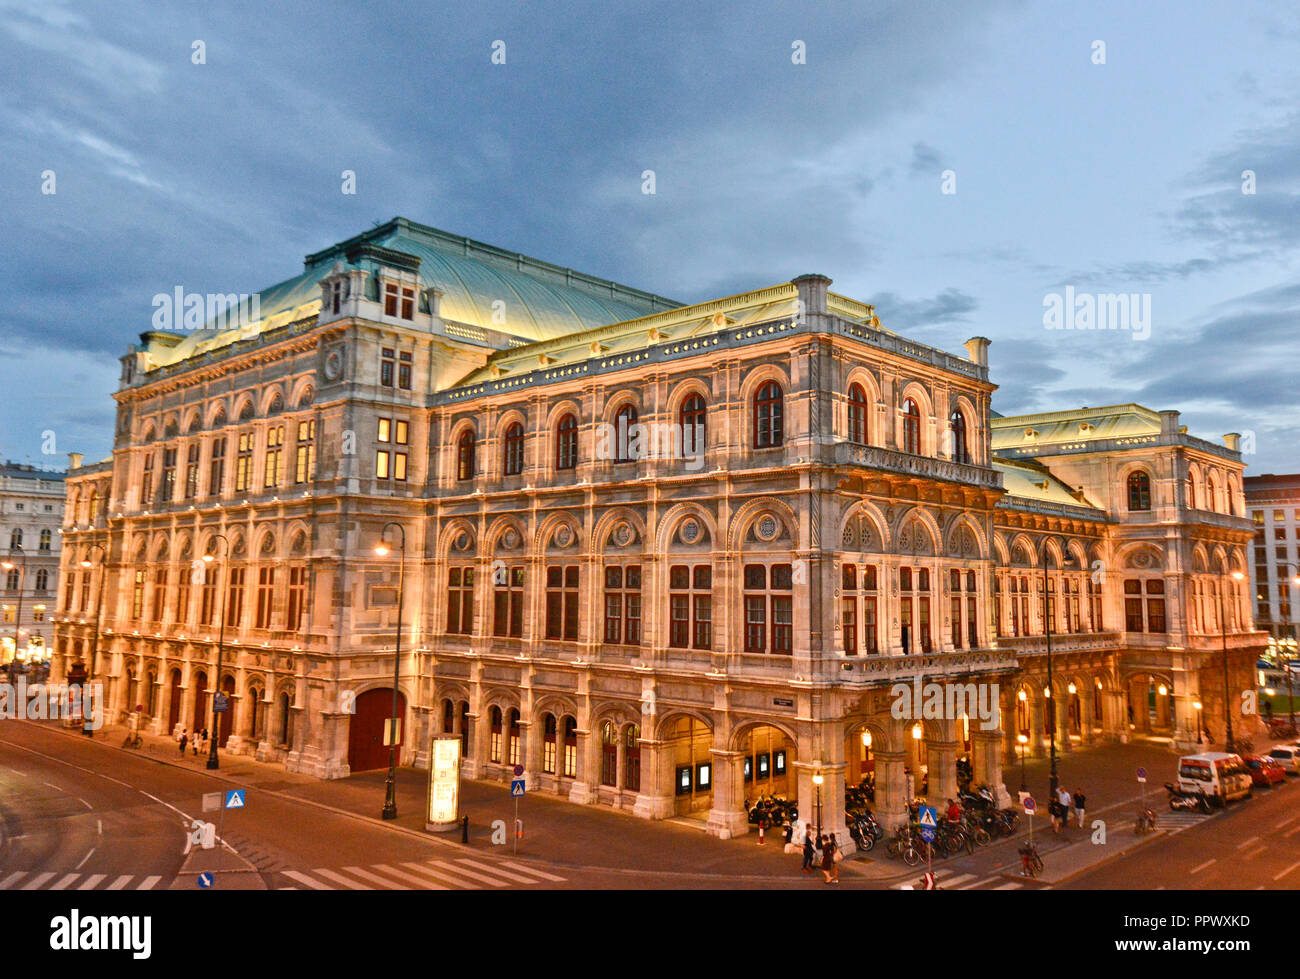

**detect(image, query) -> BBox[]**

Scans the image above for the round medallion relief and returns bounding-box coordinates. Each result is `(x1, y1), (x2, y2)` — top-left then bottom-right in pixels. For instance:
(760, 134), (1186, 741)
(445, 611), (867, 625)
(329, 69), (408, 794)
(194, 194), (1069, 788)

(454, 532), (472, 552)
(756, 514), (779, 542)
(323, 350), (344, 380)
(554, 525), (573, 548)
(613, 523), (632, 547)
(679, 518), (701, 545)
(502, 528), (520, 550)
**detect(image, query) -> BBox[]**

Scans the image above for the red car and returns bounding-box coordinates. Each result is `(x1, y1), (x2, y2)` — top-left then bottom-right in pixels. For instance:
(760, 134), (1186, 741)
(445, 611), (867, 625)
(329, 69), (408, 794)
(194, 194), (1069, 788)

(1244, 755), (1286, 787)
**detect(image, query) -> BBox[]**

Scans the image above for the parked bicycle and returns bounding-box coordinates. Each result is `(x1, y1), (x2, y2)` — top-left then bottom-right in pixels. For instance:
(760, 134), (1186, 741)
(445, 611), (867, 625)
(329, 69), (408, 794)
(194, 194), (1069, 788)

(122, 731), (144, 750)
(1135, 805), (1157, 835)
(1018, 840), (1043, 877)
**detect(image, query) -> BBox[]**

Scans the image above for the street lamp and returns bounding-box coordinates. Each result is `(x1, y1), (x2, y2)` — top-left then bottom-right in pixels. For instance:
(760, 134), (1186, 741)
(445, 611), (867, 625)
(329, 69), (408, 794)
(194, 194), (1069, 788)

(79, 542), (107, 737)
(1017, 733), (1028, 791)
(2, 547), (27, 680)
(811, 772), (824, 840)
(375, 522), (406, 821)
(1279, 565), (1300, 733)
(202, 534), (230, 770)
(1040, 541), (1077, 803)
(1193, 701), (1203, 744)
(1217, 567), (1245, 752)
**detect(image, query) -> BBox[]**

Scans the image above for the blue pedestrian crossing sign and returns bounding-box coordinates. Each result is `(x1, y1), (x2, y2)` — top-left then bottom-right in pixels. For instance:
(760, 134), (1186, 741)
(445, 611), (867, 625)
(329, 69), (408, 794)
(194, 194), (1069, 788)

(510, 779), (526, 797)
(224, 789), (245, 809)
(918, 805), (937, 842)
(197, 872), (213, 889)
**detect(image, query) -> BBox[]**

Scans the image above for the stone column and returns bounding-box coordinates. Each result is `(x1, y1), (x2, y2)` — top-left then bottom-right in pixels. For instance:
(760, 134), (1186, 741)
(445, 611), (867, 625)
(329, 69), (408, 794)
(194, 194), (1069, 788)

(928, 738), (959, 802)
(706, 749), (749, 839)
(876, 750), (909, 831)
(567, 724), (600, 806)
(972, 729), (1011, 807)
(1081, 686), (1097, 744)
(1055, 696), (1072, 753)
(1029, 698), (1046, 757)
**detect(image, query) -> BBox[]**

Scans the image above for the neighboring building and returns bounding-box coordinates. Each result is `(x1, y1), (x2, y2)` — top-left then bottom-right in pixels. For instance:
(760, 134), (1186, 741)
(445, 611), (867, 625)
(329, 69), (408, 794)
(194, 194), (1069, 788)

(1245, 473), (1300, 643)
(53, 218), (1267, 847)
(1, 458), (71, 666)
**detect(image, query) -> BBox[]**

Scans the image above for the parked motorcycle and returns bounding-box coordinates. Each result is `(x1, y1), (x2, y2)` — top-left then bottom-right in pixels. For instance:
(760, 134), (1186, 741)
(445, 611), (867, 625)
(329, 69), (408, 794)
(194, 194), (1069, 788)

(1165, 781), (1212, 814)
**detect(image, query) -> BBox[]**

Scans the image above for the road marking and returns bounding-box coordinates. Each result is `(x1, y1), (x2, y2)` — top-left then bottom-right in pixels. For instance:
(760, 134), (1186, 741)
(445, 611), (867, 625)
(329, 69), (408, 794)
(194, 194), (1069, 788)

(106, 875), (133, 890)
(49, 874), (80, 890)
(1190, 858), (1216, 875)
(75, 848), (95, 870)
(993, 882), (1023, 890)
(340, 866), (413, 889)
(0, 872), (23, 889)
(1241, 845), (1267, 861)
(454, 858), (548, 885)
(77, 874), (106, 890)
(137, 876), (161, 890)
(20, 872), (56, 890)
(399, 861), (483, 889)
(429, 860), (509, 886)
(941, 873), (978, 888)
(370, 864), (451, 890)
(98, 776), (131, 787)
(281, 870), (331, 890)
(1274, 861), (1300, 882)
(311, 868), (371, 890)
(97, 819), (102, 836)
(42, 781), (60, 791)
(1236, 836), (1260, 850)
(77, 797), (92, 811)
(499, 859), (567, 882)
(1286, 824), (1300, 839)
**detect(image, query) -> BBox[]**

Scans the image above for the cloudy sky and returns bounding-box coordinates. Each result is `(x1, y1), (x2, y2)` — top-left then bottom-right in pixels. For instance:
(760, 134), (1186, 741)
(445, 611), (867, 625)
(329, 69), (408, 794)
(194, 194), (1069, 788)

(2, 0), (1297, 473)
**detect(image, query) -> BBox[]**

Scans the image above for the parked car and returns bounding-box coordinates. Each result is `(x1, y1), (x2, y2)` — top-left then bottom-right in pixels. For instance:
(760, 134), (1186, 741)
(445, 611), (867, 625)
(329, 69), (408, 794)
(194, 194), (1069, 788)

(1244, 755), (1286, 787)
(1268, 745), (1300, 773)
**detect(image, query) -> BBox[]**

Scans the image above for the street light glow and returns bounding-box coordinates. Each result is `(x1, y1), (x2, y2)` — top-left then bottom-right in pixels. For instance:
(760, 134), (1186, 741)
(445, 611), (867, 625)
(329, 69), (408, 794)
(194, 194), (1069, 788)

(374, 544), (390, 556)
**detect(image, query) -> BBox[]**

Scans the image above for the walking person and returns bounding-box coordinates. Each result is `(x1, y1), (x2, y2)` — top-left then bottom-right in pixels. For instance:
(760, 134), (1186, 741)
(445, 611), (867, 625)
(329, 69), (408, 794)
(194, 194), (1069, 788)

(1074, 787), (1087, 828)
(828, 832), (841, 883)
(177, 726), (188, 756)
(1056, 786), (1072, 834)
(801, 828), (815, 873)
(820, 834), (835, 883)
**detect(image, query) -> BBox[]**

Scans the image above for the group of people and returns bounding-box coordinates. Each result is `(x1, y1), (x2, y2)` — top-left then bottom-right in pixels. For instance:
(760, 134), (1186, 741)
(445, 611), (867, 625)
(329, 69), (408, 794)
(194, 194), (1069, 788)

(1047, 785), (1086, 833)
(788, 825), (840, 883)
(176, 726), (210, 758)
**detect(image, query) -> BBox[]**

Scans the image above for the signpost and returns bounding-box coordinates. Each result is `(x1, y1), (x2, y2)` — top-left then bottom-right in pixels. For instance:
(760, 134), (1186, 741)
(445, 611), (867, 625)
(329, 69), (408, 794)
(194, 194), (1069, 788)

(425, 735), (462, 832)
(1023, 794), (1035, 850)
(197, 872), (213, 889)
(1137, 766), (1147, 809)
(510, 772), (526, 854)
(918, 804), (937, 882)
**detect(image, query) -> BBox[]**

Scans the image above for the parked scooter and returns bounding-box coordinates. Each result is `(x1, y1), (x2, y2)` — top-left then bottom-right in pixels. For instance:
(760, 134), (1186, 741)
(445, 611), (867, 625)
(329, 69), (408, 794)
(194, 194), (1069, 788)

(1165, 781), (1212, 814)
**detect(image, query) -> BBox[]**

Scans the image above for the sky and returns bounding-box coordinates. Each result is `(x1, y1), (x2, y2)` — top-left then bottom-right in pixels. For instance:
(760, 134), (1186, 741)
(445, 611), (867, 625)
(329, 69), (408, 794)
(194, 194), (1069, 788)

(1, 0), (1297, 473)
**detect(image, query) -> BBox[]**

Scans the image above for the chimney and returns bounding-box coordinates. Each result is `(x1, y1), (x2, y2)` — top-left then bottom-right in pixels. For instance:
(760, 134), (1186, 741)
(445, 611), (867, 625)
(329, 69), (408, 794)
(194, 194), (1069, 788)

(792, 274), (831, 320)
(1223, 432), (1241, 451)
(1159, 410), (1180, 435)
(67, 452), (83, 471)
(963, 336), (991, 367)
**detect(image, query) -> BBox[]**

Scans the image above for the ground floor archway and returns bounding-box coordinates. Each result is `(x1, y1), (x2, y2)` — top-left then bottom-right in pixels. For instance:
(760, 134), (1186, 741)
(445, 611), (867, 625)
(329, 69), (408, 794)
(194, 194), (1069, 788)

(348, 688), (407, 772)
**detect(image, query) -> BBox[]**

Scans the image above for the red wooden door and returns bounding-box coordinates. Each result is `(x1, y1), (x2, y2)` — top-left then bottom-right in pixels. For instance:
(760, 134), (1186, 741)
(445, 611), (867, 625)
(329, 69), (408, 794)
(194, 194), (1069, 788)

(192, 672), (208, 734)
(167, 669), (182, 731)
(348, 689), (406, 772)
(217, 675), (236, 747)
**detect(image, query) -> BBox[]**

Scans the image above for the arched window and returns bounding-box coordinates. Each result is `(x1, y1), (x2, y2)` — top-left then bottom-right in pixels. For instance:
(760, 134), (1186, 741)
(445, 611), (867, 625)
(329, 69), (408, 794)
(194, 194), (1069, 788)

(277, 691), (293, 745)
(902, 399), (921, 454)
(949, 408), (969, 464)
(555, 414), (578, 470)
(35, 569), (48, 591)
(459, 700), (471, 755)
(848, 384), (868, 445)
(753, 381), (783, 449)
(442, 698), (455, 734)
(9, 529), (21, 550)
(542, 713), (558, 773)
(562, 716), (578, 777)
(38, 529), (52, 551)
(680, 394), (706, 457)
(507, 708), (521, 766)
(489, 706), (503, 763)
(613, 403), (638, 463)
(503, 423), (524, 476)
(1127, 471), (1151, 511)
(5, 569), (18, 591)
(1186, 471), (1197, 509)
(456, 431), (476, 481)
(624, 724), (641, 791)
(600, 720), (617, 786)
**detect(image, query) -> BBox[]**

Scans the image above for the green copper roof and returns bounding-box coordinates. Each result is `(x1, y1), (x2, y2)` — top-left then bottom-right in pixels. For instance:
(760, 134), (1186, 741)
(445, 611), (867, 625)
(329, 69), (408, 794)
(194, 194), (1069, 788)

(990, 404), (1163, 451)
(154, 218), (684, 367)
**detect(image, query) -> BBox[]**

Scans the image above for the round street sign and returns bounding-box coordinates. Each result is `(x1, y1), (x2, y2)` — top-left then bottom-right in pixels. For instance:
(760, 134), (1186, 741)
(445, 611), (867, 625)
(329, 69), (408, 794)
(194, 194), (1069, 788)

(513, 764), (524, 777)
(1137, 766), (1147, 783)
(198, 872), (213, 889)
(1023, 796), (1036, 813)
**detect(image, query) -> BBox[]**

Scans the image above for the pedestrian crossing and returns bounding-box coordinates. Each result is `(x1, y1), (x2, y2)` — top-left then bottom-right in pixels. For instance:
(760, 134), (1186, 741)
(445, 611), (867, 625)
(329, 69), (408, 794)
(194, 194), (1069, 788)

(1155, 810), (1217, 832)
(893, 866), (1049, 890)
(0, 870), (163, 891)
(275, 856), (567, 891)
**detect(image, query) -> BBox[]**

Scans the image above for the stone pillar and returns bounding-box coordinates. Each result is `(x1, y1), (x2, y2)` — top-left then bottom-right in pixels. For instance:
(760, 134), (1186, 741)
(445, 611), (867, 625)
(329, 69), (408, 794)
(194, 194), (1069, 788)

(633, 736), (675, 820)
(567, 724), (600, 806)
(1081, 686), (1097, 744)
(706, 749), (749, 839)
(972, 729), (1012, 807)
(928, 738), (959, 802)
(876, 750), (909, 831)
(1029, 698), (1046, 757)
(1055, 696), (1072, 753)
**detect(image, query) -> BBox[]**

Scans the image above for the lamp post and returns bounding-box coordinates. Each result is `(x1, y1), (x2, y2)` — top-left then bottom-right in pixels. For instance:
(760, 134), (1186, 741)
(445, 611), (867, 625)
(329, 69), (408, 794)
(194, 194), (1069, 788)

(1040, 542), (1076, 801)
(1217, 567), (1245, 752)
(1280, 565), (1300, 733)
(811, 771), (824, 840)
(375, 522), (406, 821)
(1193, 701), (1203, 744)
(202, 534), (230, 771)
(79, 543), (107, 737)
(1, 547), (27, 681)
(1017, 733), (1028, 791)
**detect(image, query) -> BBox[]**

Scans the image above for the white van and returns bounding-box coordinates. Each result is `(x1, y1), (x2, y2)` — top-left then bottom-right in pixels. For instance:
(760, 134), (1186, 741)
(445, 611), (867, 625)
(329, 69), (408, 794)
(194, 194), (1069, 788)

(1176, 752), (1253, 806)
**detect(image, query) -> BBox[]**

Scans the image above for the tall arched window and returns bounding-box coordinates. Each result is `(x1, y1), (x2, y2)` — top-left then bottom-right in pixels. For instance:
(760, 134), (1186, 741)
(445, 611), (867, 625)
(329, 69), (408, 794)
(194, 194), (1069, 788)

(624, 724), (641, 791)
(902, 399), (921, 455)
(680, 394), (706, 456)
(848, 384), (868, 445)
(562, 716), (578, 777)
(600, 720), (617, 786)
(949, 408), (969, 464)
(753, 381), (783, 449)
(1186, 471), (1197, 509)
(456, 431), (475, 481)
(503, 423), (524, 476)
(613, 404), (638, 463)
(555, 414), (578, 470)
(9, 529), (21, 550)
(489, 706), (503, 762)
(277, 691), (293, 745)
(1127, 471), (1151, 511)
(507, 708), (521, 766)
(38, 529), (52, 551)
(542, 713), (558, 773)
(35, 569), (48, 591)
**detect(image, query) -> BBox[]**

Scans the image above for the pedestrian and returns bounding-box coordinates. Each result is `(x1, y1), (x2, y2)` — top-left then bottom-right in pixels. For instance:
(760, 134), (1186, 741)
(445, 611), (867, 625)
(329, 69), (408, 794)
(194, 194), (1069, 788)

(1056, 786), (1072, 833)
(782, 820), (794, 852)
(801, 828), (815, 873)
(828, 832), (840, 883)
(177, 726), (188, 756)
(1074, 787), (1087, 828)
(820, 834), (836, 883)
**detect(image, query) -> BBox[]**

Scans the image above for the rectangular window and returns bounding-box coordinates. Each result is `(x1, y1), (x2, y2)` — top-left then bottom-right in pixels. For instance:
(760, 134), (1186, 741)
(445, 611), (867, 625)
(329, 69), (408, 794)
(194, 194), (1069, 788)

(226, 567), (245, 629)
(375, 450), (390, 479)
(151, 567), (167, 622)
(264, 425), (284, 488)
(1146, 579), (1166, 633)
(398, 351), (412, 390)
(493, 567), (524, 638)
(132, 570), (145, 620)
(380, 347), (395, 385)
(545, 565), (580, 640)
(286, 566), (307, 631)
(1124, 579), (1144, 632)
(294, 420), (316, 484)
(234, 432), (253, 492)
(78, 571), (90, 613)
(208, 437), (226, 497)
(184, 442), (200, 498)
(161, 447), (177, 501)
(603, 565), (641, 644)
(176, 569), (190, 625)
(446, 567), (475, 635)
(141, 452), (155, 505)
(400, 288), (414, 320)
(255, 566), (275, 629)
(393, 452), (407, 481)
(743, 564), (792, 654)
(200, 570), (217, 626)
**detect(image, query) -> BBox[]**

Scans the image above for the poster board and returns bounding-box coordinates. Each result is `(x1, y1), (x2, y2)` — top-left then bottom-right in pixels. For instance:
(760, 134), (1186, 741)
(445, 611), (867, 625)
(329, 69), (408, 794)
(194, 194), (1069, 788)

(425, 735), (462, 832)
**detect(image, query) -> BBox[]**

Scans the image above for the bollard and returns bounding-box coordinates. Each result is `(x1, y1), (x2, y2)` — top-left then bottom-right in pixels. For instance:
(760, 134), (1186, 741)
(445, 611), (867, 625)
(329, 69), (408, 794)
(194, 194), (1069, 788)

(758, 821), (765, 845)
(462, 815), (469, 844)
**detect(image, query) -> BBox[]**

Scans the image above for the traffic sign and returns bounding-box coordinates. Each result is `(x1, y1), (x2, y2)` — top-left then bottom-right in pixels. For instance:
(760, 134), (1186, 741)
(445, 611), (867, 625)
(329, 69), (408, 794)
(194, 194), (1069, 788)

(513, 764), (524, 777)
(918, 804), (937, 842)
(213, 693), (229, 714)
(1137, 766), (1147, 783)
(224, 789), (245, 809)
(510, 779), (526, 797)
(1023, 795), (1036, 814)
(197, 872), (213, 889)
(202, 792), (222, 812)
